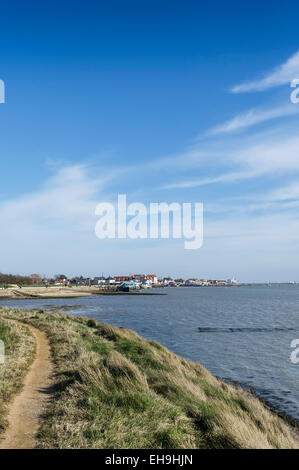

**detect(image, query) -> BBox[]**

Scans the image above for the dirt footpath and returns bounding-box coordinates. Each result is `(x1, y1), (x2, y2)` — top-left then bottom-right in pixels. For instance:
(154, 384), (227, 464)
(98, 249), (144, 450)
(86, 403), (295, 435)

(0, 322), (53, 449)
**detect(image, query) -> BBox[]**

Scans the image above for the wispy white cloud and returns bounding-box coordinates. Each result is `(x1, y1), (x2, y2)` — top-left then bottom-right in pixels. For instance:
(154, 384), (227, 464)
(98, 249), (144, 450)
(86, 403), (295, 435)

(0, 165), (102, 225)
(204, 181), (299, 215)
(236, 134), (299, 173)
(148, 148), (217, 170)
(263, 181), (299, 202)
(238, 181), (299, 207)
(160, 170), (259, 190)
(160, 131), (299, 190)
(231, 50), (299, 93)
(0, 164), (116, 275)
(206, 104), (299, 136)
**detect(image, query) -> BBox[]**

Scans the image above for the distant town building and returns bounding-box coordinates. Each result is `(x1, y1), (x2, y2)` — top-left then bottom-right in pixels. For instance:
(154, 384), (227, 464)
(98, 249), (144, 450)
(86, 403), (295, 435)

(114, 274), (158, 286)
(114, 276), (131, 283)
(93, 276), (106, 285)
(29, 274), (41, 284)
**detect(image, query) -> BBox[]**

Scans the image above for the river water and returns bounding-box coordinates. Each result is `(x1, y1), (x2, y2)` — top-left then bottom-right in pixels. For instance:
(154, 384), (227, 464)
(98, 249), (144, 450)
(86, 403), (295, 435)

(1, 285), (299, 421)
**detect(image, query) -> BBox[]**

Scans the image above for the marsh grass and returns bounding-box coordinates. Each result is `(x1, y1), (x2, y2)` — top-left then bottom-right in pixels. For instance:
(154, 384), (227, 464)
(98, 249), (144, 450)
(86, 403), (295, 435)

(0, 313), (35, 434)
(0, 308), (298, 449)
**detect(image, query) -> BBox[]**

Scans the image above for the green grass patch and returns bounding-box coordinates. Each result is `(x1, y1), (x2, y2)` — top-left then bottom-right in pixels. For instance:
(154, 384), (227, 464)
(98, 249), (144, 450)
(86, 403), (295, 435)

(0, 320), (17, 353)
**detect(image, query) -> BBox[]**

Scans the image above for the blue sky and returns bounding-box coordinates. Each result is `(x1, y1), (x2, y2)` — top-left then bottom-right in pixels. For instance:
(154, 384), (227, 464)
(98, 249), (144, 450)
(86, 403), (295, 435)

(1, 1), (299, 281)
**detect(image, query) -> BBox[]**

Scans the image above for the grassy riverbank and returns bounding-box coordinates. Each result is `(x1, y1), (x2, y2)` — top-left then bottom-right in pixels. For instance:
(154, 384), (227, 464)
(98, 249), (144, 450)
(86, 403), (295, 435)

(0, 307), (298, 449)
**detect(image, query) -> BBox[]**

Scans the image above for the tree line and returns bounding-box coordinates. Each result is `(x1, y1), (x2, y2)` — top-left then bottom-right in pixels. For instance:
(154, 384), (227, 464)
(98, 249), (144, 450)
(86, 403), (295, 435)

(0, 273), (41, 286)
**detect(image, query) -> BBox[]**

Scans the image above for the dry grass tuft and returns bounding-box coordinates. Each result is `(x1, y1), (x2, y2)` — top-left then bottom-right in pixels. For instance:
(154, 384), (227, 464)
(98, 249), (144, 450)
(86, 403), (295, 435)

(0, 314), (35, 434)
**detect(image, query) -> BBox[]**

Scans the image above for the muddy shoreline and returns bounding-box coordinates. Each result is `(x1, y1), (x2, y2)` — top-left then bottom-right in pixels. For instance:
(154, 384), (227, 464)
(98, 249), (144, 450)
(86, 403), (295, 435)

(0, 286), (166, 300)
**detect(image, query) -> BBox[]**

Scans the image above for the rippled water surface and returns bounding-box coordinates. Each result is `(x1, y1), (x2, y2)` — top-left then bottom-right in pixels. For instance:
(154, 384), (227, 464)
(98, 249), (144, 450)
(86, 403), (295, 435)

(2, 285), (299, 421)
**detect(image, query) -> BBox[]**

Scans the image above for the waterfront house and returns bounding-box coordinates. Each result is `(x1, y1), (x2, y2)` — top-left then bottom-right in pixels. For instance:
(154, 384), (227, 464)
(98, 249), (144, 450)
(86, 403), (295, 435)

(114, 275), (131, 283)
(93, 276), (106, 286)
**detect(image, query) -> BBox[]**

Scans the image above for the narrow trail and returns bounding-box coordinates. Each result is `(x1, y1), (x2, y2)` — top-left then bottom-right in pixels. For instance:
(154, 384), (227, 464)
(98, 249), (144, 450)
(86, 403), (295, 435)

(0, 321), (53, 449)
